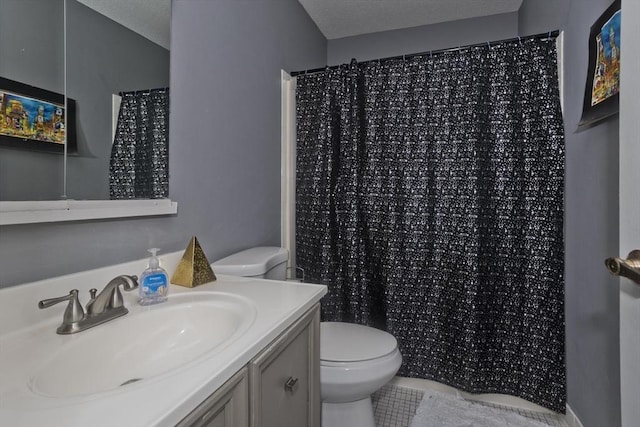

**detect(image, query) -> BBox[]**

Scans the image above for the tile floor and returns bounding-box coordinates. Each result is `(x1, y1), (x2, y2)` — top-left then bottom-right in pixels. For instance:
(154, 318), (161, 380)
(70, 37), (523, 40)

(371, 384), (568, 427)
(372, 384), (424, 427)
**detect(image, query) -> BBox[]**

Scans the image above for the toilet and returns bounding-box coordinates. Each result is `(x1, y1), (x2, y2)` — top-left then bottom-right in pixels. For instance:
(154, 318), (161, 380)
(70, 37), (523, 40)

(213, 246), (402, 427)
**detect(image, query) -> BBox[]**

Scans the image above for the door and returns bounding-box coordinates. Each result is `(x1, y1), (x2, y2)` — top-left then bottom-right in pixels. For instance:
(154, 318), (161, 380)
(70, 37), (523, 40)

(619, 1), (640, 425)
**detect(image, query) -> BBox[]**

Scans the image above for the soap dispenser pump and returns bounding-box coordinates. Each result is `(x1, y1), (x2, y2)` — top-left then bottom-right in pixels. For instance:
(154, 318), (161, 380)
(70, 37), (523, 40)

(139, 248), (169, 305)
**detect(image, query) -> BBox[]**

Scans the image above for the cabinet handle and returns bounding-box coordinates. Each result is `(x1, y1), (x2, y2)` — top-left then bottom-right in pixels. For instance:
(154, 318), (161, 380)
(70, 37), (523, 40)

(284, 376), (299, 393)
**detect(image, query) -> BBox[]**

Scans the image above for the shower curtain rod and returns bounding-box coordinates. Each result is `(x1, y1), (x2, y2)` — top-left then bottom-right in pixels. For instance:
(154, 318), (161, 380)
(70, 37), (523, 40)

(119, 87), (169, 96)
(290, 30), (560, 77)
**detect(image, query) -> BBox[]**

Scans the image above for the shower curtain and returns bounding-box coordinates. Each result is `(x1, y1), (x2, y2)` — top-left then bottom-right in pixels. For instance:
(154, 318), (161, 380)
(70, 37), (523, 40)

(109, 88), (169, 199)
(295, 37), (565, 412)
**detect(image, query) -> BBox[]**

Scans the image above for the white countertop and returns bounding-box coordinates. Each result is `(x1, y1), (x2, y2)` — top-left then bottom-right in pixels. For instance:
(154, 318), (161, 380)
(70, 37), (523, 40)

(0, 252), (326, 426)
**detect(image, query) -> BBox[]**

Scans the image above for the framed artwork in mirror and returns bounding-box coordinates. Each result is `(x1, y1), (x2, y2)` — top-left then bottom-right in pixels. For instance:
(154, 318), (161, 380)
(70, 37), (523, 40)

(578, 0), (621, 130)
(0, 77), (76, 154)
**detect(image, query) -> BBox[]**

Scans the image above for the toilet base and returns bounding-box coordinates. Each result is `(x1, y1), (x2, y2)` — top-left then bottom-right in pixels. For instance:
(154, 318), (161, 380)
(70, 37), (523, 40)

(322, 397), (375, 427)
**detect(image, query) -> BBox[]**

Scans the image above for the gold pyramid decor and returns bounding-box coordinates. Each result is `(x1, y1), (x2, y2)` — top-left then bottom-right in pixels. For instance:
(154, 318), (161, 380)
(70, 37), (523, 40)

(171, 236), (217, 288)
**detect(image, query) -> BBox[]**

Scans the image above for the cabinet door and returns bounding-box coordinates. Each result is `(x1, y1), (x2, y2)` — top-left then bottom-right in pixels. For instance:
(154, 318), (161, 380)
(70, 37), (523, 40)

(250, 304), (320, 427)
(177, 367), (249, 427)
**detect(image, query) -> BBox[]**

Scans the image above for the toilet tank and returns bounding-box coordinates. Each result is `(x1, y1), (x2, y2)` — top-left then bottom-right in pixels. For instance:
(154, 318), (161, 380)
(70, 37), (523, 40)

(212, 247), (288, 280)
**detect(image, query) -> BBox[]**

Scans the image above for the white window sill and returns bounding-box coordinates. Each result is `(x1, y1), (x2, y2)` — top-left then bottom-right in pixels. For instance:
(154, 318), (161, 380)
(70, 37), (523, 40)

(0, 199), (178, 225)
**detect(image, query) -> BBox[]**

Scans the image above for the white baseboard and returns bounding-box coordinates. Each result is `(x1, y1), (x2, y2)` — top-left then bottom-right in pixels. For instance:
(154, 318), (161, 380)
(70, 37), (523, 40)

(565, 405), (584, 427)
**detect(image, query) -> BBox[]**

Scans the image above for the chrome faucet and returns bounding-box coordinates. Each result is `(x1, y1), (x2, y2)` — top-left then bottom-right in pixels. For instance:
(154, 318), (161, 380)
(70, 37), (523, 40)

(86, 275), (138, 316)
(38, 275), (139, 335)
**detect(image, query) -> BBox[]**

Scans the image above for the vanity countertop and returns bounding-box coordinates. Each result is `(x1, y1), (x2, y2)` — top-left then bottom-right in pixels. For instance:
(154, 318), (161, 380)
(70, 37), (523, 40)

(0, 252), (326, 427)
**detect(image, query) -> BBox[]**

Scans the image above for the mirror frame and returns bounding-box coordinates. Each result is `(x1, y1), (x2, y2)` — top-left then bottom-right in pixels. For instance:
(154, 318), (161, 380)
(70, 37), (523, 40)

(0, 199), (177, 225)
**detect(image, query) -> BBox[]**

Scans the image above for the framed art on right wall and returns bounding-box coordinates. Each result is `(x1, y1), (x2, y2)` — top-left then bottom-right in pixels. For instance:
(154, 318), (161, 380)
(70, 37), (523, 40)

(578, 0), (621, 130)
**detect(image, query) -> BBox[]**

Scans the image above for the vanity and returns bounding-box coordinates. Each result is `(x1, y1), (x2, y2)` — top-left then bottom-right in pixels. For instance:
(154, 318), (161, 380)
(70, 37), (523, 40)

(0, 252), (326, 426)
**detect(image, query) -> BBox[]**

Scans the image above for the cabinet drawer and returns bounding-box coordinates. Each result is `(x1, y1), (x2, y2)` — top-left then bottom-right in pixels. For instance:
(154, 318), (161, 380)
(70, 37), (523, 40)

(249, 305), (320, 427)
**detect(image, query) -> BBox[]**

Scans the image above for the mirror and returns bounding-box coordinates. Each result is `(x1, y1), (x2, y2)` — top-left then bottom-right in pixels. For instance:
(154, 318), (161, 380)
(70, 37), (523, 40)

(0, 0), (170, 201)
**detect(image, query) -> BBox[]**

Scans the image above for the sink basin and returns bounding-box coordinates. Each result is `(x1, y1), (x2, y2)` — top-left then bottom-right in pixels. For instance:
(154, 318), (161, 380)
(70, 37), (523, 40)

(29, 292), (256, 398)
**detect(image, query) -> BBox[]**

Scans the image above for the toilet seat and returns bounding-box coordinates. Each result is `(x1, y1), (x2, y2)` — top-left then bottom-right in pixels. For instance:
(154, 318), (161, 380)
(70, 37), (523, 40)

(320, 348), (401, 368)
(320, 322), (398, 362)
(320, 335), (403, 403)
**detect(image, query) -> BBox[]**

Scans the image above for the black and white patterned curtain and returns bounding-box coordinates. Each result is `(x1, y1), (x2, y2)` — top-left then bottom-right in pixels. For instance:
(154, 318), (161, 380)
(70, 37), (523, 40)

(295, 37), (565, 412)
(109, 88), (169, 199)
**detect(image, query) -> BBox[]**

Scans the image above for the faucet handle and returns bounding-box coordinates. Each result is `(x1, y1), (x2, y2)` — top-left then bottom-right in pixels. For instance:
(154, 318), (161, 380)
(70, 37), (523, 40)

(38, 289), (85, 326)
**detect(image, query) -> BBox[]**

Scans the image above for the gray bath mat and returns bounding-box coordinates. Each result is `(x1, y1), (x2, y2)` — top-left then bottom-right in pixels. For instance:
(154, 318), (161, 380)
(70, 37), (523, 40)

(410, 390), (558, 427)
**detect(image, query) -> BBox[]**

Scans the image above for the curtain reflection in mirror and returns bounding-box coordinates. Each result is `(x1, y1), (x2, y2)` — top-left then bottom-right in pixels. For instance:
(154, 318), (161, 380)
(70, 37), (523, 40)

(109, 88), (169, 199)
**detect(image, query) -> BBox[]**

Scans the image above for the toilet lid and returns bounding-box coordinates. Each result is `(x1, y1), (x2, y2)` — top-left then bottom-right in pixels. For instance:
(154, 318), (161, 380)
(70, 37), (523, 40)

(320, 322), (398, 362)
(212, 247), (288, 276)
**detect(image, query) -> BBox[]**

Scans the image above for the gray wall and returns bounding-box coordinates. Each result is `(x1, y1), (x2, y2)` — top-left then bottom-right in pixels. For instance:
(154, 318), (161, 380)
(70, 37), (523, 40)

(520, 1), (621, 426)
(0, 0), (65, 200)
(168, 0), (326, 259)
(518, 0), (571, 34)
(328, 12), (518, 65)
(0, 0), (326, 286)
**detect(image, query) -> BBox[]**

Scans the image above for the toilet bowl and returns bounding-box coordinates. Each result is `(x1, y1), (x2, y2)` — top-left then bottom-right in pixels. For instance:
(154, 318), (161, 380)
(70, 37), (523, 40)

(320, 322), (402, 427)
(212, 247), (402, 427)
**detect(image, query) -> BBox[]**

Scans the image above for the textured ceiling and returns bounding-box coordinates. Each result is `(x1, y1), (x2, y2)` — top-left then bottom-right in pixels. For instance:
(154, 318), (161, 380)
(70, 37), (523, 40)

(76, 0), (523, 48)
(298, 0), (523, 39)
(76, 0), (171, 49)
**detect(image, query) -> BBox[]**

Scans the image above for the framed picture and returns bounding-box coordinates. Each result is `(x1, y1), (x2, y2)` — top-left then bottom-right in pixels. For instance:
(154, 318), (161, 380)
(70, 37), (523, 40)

(578, 0), (621, 130)
(0, 77), (76, 154)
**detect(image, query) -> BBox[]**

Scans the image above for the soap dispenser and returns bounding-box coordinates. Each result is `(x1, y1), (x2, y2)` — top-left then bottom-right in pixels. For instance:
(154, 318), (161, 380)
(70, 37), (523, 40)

(139, 248), (169, 305)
